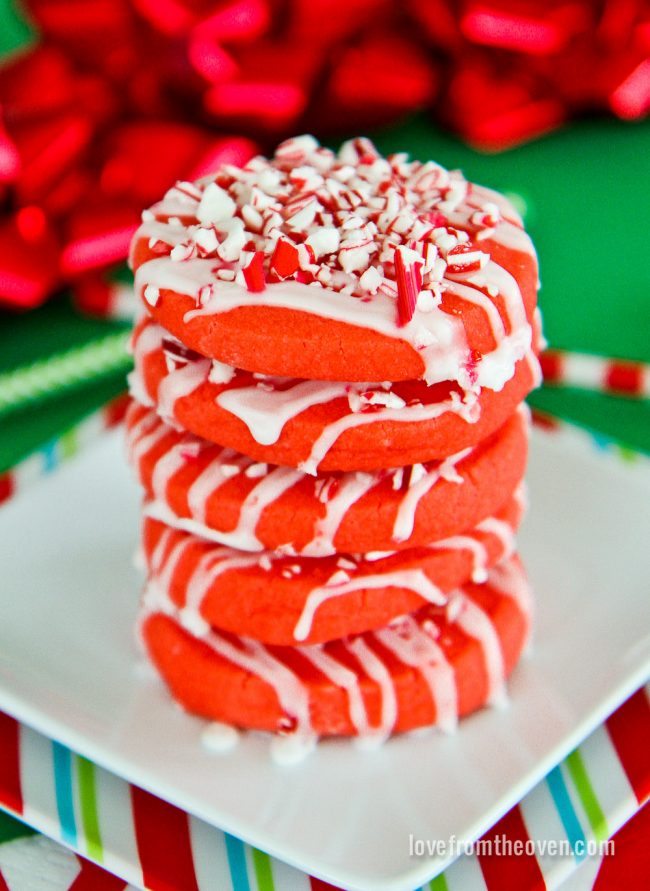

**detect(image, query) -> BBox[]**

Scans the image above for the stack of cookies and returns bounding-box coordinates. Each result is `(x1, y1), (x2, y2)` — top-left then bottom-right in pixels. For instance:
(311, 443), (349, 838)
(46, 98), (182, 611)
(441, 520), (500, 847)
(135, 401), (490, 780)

(126, 135), (541, 752)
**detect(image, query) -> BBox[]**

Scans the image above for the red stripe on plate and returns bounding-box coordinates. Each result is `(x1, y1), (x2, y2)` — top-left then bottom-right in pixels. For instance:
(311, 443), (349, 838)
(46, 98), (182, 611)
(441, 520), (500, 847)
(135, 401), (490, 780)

(606, 689), (650, 805)
(594, 800), (650, 889)
(0, 870), (10, 891)
(0, 474), (15, 507)
(131, 785), (199, 891)
(69, 856), (128, 890)
(0, 712), (22, 815)
(477, 805), (546, 891)
(309, 878), (347, 891)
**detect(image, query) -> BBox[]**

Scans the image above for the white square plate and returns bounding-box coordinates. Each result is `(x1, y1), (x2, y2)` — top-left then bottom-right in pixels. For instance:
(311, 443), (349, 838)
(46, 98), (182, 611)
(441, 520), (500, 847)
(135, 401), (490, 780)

(0, 425), (648, 891)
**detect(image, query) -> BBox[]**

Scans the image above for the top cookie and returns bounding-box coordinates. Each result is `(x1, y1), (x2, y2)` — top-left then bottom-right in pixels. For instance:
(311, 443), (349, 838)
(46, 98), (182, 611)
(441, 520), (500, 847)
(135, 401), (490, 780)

(130, 135), (538, 387)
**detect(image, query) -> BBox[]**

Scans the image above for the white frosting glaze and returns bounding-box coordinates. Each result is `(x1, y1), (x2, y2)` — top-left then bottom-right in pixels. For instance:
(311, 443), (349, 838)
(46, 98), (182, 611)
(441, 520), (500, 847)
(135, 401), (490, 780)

(140, 556), (530, 749)
(433, 534), (490, 584)
(133, 137), (538, 393)
(216, 377), (352, 446)
(300, 647), (371, 735)
(453, 594), (507, 707)
(187, 451), (241, 523)
(475, 516), (516, 563)
(298, 388), (479, 475)
(201, 721), (241, 753)
(157, 357), (211, 423)
(293, 569), (446, 642)
(181, 549), (260, 637)
(130, 319), (536, 475)
(392, 448), (470, 542)
(129, 407), (519, 558)
(345, 636), (398, 745)
(135, 256), (532, 393)
(376, 615), (458, 733)
(301, 471), (377, 557)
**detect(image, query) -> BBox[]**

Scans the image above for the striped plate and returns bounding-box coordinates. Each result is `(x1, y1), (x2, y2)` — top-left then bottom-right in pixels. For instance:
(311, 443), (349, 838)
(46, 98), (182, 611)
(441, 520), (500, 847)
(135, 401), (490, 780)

(0, 686), (647, 890)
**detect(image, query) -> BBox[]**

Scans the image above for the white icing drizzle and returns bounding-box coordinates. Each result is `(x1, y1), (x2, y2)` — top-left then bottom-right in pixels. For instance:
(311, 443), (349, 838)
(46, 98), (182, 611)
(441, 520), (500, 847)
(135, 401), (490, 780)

(149, 527), (174, 577)
(126, 412), (168, 464)
(136, 259), (470, 388)
(433, 534), (490, 584)
(446, 278), (506, 340)
(301, 472), (377, 557)
(140, 555), (526, 748)
(475, 516), (516, 562)
(151, 442), (193, 503)
(216, 379), (354, 446)
(487, 555), (533, 618)
(139, 256), (535, 395)
(129, 406), (502, 558)
(293, 569), (445, 642)
(156, 358), (211, 424)
(149, 534), (195, 600)
(453, 593), (507, 707)
(376, 616), (458, 733)
(223, 466), (304, 550)
(186, 450), (241, 523)
(146, 467), (303, 552)
(127, 368), (154, 408)
(129, 321), (475, 475)
(345, 636), (398, 744)
(299, 648), (370, 735)
(181, 549), (260, 636)
(392, 447), (471, 542)
(299, 388), (479, 475)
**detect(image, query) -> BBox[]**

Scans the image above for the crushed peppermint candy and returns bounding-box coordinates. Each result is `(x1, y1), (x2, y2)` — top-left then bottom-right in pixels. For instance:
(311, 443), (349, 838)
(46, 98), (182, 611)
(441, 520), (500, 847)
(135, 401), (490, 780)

(137, 135), (521, 328)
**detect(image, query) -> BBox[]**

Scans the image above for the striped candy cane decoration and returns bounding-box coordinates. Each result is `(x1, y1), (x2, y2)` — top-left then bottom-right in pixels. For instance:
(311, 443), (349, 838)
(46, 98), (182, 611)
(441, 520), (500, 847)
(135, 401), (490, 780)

(0, 687), (648, 891)
(0, 331), (131, 419)
(540, 350), (650, 399)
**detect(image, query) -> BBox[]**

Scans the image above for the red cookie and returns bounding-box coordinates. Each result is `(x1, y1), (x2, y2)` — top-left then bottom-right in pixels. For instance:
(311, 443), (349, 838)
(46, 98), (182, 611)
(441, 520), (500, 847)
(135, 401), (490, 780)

(127, 400), (528, 555)
(140, 554), (532, 737)
(130, 136), (538, 387)
(140, 492), (523, 645)
(131, 317), (539, 471)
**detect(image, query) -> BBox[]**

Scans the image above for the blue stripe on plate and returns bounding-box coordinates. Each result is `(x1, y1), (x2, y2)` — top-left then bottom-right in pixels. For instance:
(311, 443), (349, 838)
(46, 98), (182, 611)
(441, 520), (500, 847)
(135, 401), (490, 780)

(224, 832), (252, 891)
(546, 765), (587, 862)
(41, 440), (59, 473)
(51, 741), (76, 846)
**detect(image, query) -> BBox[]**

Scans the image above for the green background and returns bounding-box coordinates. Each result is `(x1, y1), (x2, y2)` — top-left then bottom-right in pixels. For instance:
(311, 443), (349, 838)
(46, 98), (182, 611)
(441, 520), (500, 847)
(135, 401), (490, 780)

(0, 0), (649, 475)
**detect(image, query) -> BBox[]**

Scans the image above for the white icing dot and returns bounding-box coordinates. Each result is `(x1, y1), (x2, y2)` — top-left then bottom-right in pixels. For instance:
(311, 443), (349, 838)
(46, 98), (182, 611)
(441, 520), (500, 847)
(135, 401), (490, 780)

(270, 733), (317, 766)
(201, 722), (240, 753)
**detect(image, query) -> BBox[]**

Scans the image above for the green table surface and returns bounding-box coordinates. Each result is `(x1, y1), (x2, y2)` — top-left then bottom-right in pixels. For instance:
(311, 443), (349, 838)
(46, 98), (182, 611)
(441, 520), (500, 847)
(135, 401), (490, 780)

(0, 115), (649, 473)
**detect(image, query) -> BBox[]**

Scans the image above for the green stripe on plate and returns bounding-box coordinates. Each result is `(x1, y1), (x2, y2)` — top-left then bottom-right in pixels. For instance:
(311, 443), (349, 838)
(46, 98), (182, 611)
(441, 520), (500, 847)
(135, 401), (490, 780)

(565, 748), (609, 842)
(59, 428), (78, 461)
(251, 847), (275, 891)
(76, 756), (103, 863)
(429, 872), (449, 891)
